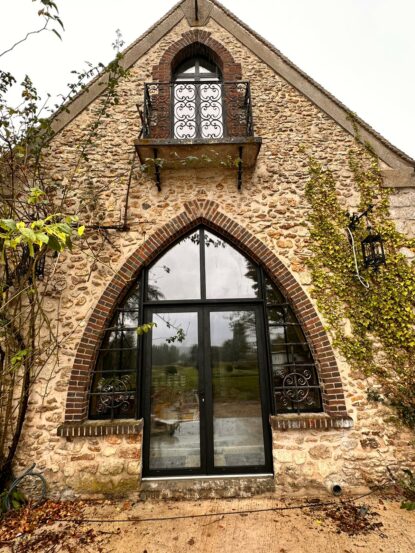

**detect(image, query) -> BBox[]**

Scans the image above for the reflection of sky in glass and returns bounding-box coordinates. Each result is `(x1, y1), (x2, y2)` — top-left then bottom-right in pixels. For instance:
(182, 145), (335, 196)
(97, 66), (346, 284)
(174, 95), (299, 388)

(147, 233), (200, 300)
(205, 231), (259, 299)
(152, 312), (198, 351)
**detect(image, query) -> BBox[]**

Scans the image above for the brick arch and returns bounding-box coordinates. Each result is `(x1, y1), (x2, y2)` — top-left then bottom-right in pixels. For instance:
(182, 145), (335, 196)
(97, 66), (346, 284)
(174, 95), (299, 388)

(64, 200), (347, 422)
(150, 31), (243, 139)
(152, 30), (242, 82)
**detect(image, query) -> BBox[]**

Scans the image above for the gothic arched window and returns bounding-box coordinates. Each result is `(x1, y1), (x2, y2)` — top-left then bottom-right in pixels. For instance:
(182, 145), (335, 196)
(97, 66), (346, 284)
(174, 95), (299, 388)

(88, 228), (322, 475)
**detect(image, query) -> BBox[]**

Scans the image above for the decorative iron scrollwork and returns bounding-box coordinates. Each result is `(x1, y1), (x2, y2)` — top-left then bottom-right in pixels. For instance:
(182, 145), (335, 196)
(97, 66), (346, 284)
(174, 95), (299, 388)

(95, 375), (135, 415)
(140, 81), (254, 139)
(274, 365), (321, 413)
(173, 82), (224, 139)
(281, 369), (312, 403)
(173, 83), (197, 139)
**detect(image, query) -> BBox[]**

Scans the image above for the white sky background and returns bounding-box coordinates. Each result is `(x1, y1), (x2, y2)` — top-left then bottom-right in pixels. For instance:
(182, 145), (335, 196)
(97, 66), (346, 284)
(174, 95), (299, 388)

(1, 0), (414, 159)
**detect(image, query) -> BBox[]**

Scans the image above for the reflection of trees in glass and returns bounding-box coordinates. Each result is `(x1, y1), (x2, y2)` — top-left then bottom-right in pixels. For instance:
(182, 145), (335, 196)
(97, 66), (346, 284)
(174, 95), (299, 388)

(184, 344), (198, 366)
(243, 263), (259, 296)
(153, 313), (188, 344)
(221, 320), (248, 362)
(152, 343), (179, 365)
(123, 283), (140, 309)
(147, 283), (165, 301)
(264, 276), (285, 303)
(97, 330), (137, 374)
(202, 233), (226, 249)
(218, 312), (257, 369)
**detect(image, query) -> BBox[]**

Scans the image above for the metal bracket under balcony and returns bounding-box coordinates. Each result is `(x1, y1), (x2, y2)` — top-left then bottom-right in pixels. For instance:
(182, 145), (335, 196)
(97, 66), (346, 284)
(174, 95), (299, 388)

(135, 81), (262, 190)
(135, 137), (262, 191)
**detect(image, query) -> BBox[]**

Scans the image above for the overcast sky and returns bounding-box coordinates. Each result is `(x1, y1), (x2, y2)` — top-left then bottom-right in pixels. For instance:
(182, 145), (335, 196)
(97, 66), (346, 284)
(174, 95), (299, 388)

(1, 0), (414, 159)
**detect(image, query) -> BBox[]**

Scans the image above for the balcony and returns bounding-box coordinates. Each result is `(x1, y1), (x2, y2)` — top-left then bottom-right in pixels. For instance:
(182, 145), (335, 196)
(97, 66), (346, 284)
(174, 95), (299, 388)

(135, 81), (262, 189)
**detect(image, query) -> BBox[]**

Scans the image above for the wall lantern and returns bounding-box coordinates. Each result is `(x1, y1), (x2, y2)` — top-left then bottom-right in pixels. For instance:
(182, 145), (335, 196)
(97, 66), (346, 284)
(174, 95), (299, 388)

(347, 204), (386, 287)
(361, 227), (386, 271)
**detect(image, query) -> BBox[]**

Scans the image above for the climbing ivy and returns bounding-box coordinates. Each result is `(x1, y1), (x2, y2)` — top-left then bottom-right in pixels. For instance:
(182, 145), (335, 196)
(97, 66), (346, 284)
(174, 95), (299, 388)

(304, 136), (415, 428)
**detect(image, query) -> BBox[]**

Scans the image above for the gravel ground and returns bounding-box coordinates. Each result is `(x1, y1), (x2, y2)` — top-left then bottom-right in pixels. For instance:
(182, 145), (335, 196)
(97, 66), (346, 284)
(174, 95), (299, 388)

(1, 493), (414, 552)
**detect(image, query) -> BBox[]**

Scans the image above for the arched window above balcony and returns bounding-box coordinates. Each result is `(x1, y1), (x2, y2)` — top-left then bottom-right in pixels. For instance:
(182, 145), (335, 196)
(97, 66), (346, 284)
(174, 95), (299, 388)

(173, 56), (224, 139)
(136, 32), (262, 190)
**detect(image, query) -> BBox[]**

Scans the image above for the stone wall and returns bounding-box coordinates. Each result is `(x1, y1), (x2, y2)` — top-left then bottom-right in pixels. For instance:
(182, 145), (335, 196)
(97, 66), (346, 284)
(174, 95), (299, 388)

(12, 13), (415, 498)
(46, 423), (143, 500)
(271, 412), (415, 497)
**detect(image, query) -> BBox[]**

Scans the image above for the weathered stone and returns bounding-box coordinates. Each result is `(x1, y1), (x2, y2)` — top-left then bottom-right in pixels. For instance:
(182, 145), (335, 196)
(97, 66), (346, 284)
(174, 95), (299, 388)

(309, 446), (332, 460)
(274, 450), (294, 463)
(102, 447), (117, 457)
(70, 454), (95, 462)
(99, 460), (124, 476)
(119, 448), (140, 459)
(360, 438), (380, 449)
(126, 462), (141, 475)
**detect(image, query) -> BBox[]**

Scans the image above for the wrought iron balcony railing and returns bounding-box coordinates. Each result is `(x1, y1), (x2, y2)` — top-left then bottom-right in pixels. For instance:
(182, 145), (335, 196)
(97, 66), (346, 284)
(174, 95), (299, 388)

(140, 81), (254, 140)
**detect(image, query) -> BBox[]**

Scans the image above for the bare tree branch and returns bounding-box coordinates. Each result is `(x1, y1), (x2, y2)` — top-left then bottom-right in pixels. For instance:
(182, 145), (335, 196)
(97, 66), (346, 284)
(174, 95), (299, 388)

(0, 23), (49, 59)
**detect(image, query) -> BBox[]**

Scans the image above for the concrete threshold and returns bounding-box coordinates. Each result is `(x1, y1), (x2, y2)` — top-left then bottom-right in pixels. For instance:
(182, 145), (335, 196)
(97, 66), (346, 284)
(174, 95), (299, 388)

(140, 474), (276, 500)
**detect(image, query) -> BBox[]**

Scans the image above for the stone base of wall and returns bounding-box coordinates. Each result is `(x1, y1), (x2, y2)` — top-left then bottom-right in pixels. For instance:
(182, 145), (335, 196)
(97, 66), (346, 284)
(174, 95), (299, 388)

(270, 411), (415, 498)
(43, 415), (415, 500)
(49, 420), (143, 500)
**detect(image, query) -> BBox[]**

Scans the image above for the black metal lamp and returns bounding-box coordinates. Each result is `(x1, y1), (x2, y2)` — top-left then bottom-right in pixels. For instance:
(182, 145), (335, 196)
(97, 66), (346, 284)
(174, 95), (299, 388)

(361, 227), (386, 271)
(347, 205), (386, 287)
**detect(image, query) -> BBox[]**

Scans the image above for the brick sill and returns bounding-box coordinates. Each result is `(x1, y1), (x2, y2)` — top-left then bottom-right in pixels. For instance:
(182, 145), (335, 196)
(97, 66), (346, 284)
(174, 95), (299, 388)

(57, 419), (143, 438)
(270, 414), (353, 431)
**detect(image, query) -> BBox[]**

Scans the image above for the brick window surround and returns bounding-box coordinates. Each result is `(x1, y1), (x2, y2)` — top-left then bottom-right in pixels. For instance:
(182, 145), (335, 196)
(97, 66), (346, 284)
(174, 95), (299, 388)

(149, 31), (243, 139)
(152, 29), (242, 82)
(64, 200), (348, 423)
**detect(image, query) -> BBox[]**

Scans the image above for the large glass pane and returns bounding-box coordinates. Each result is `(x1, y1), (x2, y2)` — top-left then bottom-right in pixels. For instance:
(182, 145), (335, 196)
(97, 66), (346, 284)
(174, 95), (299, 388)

(147, 232), (201, 300)
(205, 231), (259, 298)
(210, 310), (265, 467)
(149, 312), (200, 470)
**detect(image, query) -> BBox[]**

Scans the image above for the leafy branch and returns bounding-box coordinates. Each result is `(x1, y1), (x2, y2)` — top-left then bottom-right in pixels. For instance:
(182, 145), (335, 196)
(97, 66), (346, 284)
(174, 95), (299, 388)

(0, 0), (64, 59)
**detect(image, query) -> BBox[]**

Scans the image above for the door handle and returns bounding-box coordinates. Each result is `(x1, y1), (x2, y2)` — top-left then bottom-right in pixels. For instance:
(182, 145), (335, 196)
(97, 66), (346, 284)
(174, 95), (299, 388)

(199, 390), (205, 403)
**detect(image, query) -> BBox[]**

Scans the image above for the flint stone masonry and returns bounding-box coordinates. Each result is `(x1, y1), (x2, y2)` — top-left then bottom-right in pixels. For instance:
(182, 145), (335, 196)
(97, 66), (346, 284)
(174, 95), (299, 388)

(13, 5), (415, 499)
(45, 430), (143, 500)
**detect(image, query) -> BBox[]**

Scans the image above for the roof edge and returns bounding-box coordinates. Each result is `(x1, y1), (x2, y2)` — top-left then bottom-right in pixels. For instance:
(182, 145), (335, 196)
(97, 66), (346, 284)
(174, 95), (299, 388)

(50, 0), (414, 173)
(50, 0), (185, 135)
(209, 0), (414, 170)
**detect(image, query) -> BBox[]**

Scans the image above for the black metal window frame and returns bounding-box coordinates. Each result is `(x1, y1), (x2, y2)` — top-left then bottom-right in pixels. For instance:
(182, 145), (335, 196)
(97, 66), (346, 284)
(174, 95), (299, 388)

(88, 226), (323, 420)
(173, 56), (222, 82)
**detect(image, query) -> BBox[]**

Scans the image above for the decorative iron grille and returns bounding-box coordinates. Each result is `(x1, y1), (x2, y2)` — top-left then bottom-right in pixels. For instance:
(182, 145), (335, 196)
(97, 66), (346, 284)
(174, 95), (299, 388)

(266, 301), (322, 414)
(141, 81), (254, 139)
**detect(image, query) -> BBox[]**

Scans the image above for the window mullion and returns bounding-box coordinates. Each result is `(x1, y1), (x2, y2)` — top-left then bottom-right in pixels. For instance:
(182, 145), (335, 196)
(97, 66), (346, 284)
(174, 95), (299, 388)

(200, 228), (206, 300)
(137, 273), (145, 419)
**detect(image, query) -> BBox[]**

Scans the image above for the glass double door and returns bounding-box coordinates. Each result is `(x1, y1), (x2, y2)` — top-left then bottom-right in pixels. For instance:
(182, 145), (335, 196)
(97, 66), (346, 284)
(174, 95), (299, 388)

(142, 306), (272, 476)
